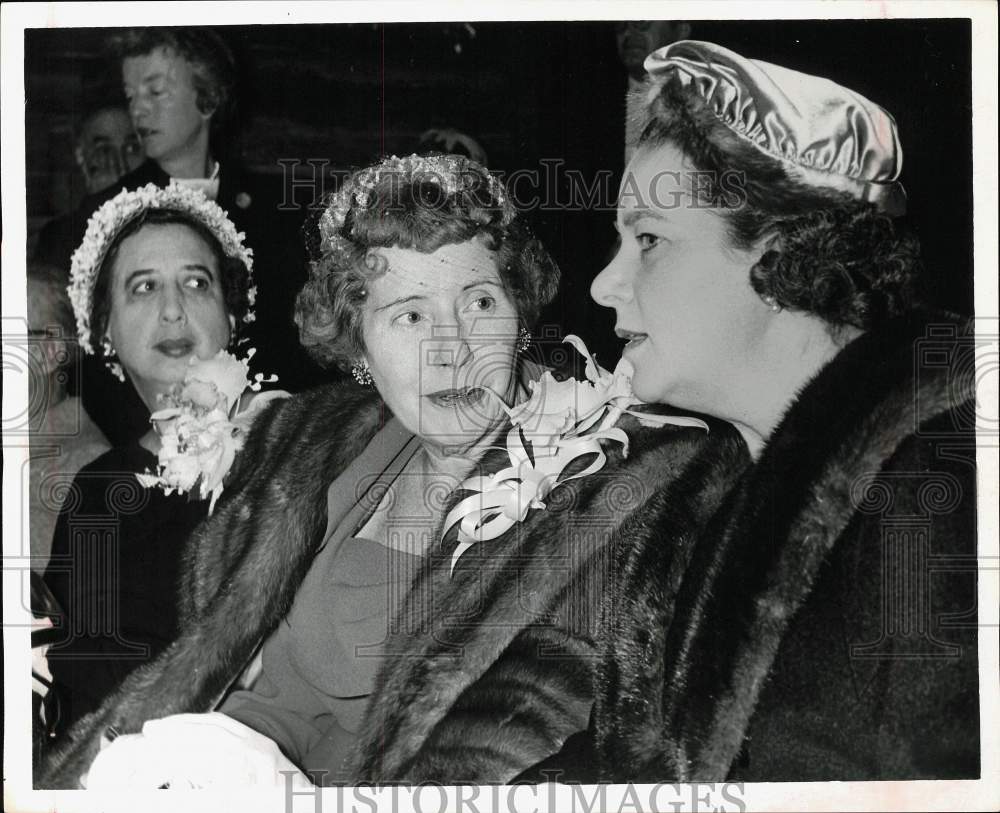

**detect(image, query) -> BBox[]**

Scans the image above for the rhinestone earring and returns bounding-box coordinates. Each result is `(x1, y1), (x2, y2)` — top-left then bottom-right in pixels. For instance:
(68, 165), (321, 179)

(101, 336), (126, 382)
(351, 359), (374, 387)
(516, 327), (532, 354)
(761, 295), (782, 313)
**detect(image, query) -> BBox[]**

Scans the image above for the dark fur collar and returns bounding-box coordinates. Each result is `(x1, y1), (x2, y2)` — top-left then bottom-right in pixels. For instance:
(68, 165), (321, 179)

(353, 415), (748, 781)
(656, 310), (976, 779)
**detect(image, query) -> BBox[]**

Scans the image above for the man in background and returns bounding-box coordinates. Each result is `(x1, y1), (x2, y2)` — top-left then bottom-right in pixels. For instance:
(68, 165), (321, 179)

(616, 20), (691, 163)
(33, 101), (143, 264)
(74, 103), (144, 195)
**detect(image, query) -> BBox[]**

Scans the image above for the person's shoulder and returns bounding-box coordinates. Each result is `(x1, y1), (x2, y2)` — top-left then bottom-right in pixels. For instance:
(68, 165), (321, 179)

(33, 210), (82, 267)
(616, 409), (746, 471)
(239, 380), (382, 452)
(219, 161), (279, 196)
(81, 160), (169, 212)
(34, 212), (76, 253)
(76, 443), (151, 476)
(868, 307), (976, 456)
(252, 377), (375, 415)
(218, 161), (272, 202)
(541, 412), (746, 527)
(115, 160), (169, 190)
(53, 444), (151, 519)
(58, 424), (112, 478)
(218, 161), (305, 233)
(876, 405), (977, 531)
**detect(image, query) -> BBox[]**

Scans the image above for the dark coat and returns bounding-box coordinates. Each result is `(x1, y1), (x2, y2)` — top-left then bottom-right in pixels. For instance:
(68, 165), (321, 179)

(33, 158), (326, 446)
(38, 383), (748, 787)
(43, 443), (208, 730)
(540, 309), (980, 782)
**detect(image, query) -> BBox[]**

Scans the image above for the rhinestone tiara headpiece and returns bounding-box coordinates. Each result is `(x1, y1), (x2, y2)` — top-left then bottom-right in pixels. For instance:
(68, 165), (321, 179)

(317, 153), (513, 263)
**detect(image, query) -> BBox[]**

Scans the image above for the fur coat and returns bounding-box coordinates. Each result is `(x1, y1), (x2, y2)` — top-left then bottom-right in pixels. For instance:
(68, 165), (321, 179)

(535, 309), (981, 782)
(38, 383), (748, 787)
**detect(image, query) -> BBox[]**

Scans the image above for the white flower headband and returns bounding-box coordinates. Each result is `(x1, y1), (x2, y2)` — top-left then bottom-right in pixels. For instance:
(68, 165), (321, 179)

(68, 182), (257, 355)
(317, 153), (513, 264)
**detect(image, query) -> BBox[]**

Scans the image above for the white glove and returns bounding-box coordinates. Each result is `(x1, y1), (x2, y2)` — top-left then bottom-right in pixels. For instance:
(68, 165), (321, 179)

(84, 712), (313, 790)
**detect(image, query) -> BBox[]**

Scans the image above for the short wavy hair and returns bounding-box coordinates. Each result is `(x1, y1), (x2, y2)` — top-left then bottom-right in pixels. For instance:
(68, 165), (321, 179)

(90, 208), (253, 361)
(636, 80), (922, 332)
(109, 27), (236, 134)
(295, 155), (561, 371)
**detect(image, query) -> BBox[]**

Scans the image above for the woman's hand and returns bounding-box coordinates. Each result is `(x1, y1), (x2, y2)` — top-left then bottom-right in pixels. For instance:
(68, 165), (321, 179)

(83, 712), (312, 790)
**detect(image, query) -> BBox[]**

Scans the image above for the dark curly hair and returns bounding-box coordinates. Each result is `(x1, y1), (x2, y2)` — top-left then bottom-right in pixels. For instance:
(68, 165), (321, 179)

(635, 79), (922, 331)
(295, 155), (561, 371)
(109, 27), (236, 135)
(90, 208), (253, 360)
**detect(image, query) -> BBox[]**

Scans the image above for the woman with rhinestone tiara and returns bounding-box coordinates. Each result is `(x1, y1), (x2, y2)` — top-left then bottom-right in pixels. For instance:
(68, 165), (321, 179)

(40, 153), (746, 788)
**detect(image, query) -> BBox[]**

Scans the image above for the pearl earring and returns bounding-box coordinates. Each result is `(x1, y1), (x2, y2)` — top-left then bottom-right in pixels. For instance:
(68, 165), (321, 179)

(762, 295), (782, 313)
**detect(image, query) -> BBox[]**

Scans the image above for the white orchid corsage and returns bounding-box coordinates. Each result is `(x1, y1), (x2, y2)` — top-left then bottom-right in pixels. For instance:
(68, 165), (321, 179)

(442, 335), (709, 572)
(135, 349), (286, 513)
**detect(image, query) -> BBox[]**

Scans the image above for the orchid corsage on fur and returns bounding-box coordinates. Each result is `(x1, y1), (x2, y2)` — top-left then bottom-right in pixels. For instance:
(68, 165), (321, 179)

(443, 335), (709, 571)
(135, 350), (284, 513)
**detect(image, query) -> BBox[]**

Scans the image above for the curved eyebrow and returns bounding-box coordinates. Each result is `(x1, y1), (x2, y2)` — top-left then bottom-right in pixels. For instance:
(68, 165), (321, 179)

(461, 278), (501, 291)
(622, 209), (670, 229)
(374, 294), (424, 313)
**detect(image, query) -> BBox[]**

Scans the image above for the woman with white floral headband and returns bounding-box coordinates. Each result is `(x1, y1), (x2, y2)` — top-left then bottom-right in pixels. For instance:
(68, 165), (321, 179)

(39, 154), (747, 788)
(42, 183), (263, 734)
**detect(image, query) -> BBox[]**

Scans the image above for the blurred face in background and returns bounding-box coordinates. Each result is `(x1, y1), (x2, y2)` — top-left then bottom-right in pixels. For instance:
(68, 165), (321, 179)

(122, 46), (212, 168)
(75, 107), (144, 194)
(615, 20), (692, 80)
(27, 277), (72, 418)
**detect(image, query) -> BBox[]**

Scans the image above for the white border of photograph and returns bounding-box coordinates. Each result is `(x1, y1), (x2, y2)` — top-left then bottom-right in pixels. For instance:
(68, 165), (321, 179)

(3, 3), (997, 812)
